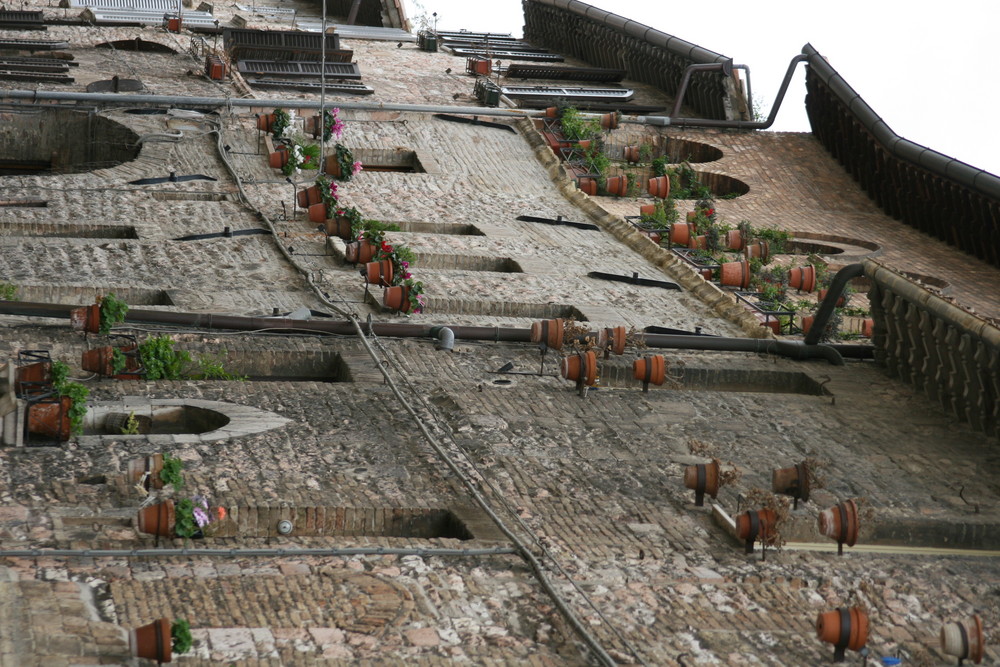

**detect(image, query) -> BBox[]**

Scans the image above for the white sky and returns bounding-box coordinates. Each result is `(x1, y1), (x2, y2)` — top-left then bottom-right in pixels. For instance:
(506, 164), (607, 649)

(403, 0), (1000, 177)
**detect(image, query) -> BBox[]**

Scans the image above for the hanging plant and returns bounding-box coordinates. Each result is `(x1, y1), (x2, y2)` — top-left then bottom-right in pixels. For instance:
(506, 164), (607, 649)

(332, 143), (362, 181)
(138, 335), (191, 381)
(282, 140), (321, 177)
(270, 107), (291, 138)
(322, 107), (345, 143)
(98, 293), (129, 335)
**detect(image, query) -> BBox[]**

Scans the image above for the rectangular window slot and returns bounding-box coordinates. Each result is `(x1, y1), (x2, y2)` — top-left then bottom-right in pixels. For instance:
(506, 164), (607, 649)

(410, 254), (522, 272)
(352, 148), (424, 174)
(202, 507), (474, 539)
(597, 365), (832, 396)
(402, 298), (587, 320)
(150, 192), (232, 202)
(182, 346), (353, 382)
(392, 221), (485, 235)
(0, 222), (137, 238)
(14, 286), (172, 305)
(0, 199), (47, 207)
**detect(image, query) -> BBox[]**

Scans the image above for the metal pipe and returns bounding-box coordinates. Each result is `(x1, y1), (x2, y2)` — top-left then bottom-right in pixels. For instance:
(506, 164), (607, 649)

(668, 54), (808, 129)
(0, 546), (518, 559)
(804, 264), (865, 346)
(0, 301), (867, 363)
(432, 326), (455, 351)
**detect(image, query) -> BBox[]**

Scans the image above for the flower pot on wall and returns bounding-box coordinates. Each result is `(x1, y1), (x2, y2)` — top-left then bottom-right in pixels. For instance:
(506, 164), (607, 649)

(297, 185), (323, 209)
(688, 234), (707, 250)
(623, 146), (640, 163)
(683, 459), (719, 506)
(27, 397), (72, 441)
(789, 265), (817, 293)
(15, 361), (50, 388)
(130, 618), (172, 663)
(325, 155), (342, 178)
(772, 461), (810, 506)
(735, 508), (777, 552)
(801, 315), (815, 334)
(322, 216), (353, 240)
(744, 240), (770, 263)
(81, 345), (141, 378)
(605, 175), (628, 197)
(725, 230), (745, 251)
(817, 288), (845, 307)
(600, 113), (618, 130)
(598, 326), (627, 356)
(940, 614), (984, 664)
(308, 203), (329, 223)
(719, 260), (751, 289)
(861, 318), (875, 338)
(816, 607), (868, 662)
(647, 176), (670, 199)
(529, 318), (564, 350)
(382, 285), (412, 313)
(344, 239), (377, 264)
(70, 304), (101, 333)
(669, 222), (695, 246)
(818, 498), (859, 552)
(633, 355), (666, 388)
(577, 176), (597, 196)
(560, 350), (598, 386)
(268, 147), (289, 170)
(256, 113), (276, 132)
(137, 500), (175, 537)
(361, 260), (394, 287)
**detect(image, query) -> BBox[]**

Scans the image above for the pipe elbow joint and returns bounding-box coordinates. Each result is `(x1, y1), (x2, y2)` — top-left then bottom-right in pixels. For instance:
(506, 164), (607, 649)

(432, 326), (455, 352)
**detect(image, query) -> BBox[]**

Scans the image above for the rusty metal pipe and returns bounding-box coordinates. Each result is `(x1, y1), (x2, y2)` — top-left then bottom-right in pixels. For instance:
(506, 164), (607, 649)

(0, 301), (869, 362)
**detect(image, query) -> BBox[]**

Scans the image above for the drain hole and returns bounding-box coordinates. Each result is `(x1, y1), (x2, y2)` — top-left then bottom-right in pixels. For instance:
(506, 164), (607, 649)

(493, 379), (512, 385)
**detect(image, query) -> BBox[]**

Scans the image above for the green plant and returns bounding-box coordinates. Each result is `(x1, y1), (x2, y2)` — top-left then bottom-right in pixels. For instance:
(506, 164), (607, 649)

(332, 143), (361, 181)
(159, 453), (184, 491)
(270, 108), (291, 138)
(638, 142), (653, 162)
(0, 282), (16, 300)
(315, 174), (338, 209)
(651, 156), (668, 177)
(558, 106), (600, 141)
(173, 497), (200, 539)
(750, 226), (791, 254)
(56, 381), (89, 436)
(98, 293), (128, 335)
(282, 140), (321, 177)
(334, 205), (364, 238)
(51, 360), (69, 388)
(138, 335), (191, 381)
(402, 277), (425, 313)
(120, 411), (140, 435)
(171, 618), (194, 654)
(195, 354), (246, 381)
(357, 219), (400, 247)
(110, 347), (127, 375)
(584, 145), (610, 177)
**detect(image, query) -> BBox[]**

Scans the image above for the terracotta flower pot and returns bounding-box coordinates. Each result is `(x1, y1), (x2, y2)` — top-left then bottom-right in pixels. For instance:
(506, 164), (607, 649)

(605, 175), (628, 197)
(725, 229), (745, 251)
(325, 154), (342, 178)
(639, 204), (656, 216)
(344, 239), (377, 264)
(598, 326), (627, 356)
(166, 16), (182, 32)
(361, 260), (394, 286)
(256, 113), (275, 132)
(817, 288), (845, 307)
(640, 230), (662, 244)
(669, 222), (695, 246)
(735, 508), (777, 549)
(683, 459), (719, 506)
(647, 176), (670, 199)
(719, 260), (751, 289)
(322, 216), (353, 239)
(130, 618), (171, 663)
(744, 240), (770, 263)
(137, 500), (175, 537)
(127, 453), (164, 490)
(688, 234), (707, 250)
(577, 176), (597, 196)
(861, 318), (875, 338)
(818, 498), (859, 549)
(308, 202), (328, 223)
(940, 614), (984, 664)
(816, 607), (868, 661)
(27, 396), (72, 441)
(382, 285), (412, 313)
(81, 345), (141, 378)
(268, 147), (289, 170)
(600, 112), (618, 130)
(560, 350), (598, 386)
(543, 106), (558, 118)
(801, 315), (814, 334)
(623, 146), (640, 163)
(633, 355), (666, 387)
(789, 265), (817, 293)
(70, 303), (101, 333)
(303, 114), (323, 138)
(773, 461), (811, 504)
(15, 361), (51, 388)
(529, 318), (564, 350)
(297, 185), (323, 209)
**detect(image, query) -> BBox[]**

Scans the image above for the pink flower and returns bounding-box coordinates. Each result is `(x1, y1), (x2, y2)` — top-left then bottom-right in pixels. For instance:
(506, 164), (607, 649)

(352, 161), (363, 175)
(401, 261), (409, 269)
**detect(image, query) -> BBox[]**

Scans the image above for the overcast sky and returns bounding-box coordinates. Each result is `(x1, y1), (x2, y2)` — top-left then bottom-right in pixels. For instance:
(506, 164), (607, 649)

(403, 0), (999, 177)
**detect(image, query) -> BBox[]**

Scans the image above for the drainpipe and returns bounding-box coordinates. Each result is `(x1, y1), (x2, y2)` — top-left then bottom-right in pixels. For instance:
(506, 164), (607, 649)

(804, 264), (865, 346)
(0, 301), (866, 363)
(430, 326), (455, 351)
(666, 54), (808, 129)
(668, 60), (753, 121)
(0, 546), (517, 559)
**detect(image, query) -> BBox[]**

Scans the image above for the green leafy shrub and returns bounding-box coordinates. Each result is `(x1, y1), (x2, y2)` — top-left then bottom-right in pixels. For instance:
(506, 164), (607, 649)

(194, 354), (246, 381)
(159, 453), (184, 491)
(98, 293), (129, 335)
(138, 336), (191, 381)
(110, 348), (127, 375)
(558, 107), (600, 141)
(56, 381), (89, 436)
(171, 618), (194, 654)
(0, 282), (16, 300)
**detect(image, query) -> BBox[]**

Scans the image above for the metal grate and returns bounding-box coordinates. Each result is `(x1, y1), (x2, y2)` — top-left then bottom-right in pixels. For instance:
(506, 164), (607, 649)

(244, 78), (373, 94)
(0, 37), (70, 50)
(68, 0), (179, 9)
(224, 27), (341, 54)
(505, 64), (625, 83)
(235, 3), (295, 14)
(0, 10), (45, 29)
(436, 30), (511, 40)
(0, 57), (75, 72)
(0, 70), (73, 83)
(85, 9), (218, 27)
(500, 85), (633, 101)
(290, 22), (415, 42)
(237, 59), (361, 79)
(449, 48), (563, 62)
